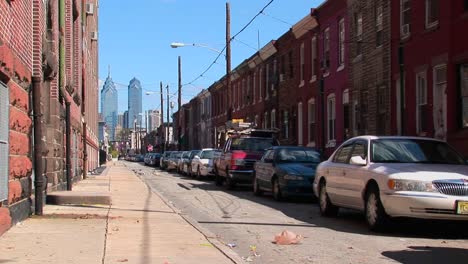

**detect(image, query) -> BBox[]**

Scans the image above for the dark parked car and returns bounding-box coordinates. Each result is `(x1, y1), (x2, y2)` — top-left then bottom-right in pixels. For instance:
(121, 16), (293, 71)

(150, 153), (161, 167)
(253, 146), (321, 201)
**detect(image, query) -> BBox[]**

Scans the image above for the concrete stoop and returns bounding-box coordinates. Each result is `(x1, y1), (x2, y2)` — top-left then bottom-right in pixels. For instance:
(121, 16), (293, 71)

(46, 191), (111, 205)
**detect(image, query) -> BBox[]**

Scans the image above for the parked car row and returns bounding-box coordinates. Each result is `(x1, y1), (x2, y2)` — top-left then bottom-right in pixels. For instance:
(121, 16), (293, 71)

(125, 154), (144, 162)
(155, 135), (468, 231)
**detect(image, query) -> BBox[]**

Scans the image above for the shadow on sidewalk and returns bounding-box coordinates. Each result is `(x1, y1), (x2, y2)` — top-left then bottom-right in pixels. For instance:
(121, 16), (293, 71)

(51, 204), (175, 214)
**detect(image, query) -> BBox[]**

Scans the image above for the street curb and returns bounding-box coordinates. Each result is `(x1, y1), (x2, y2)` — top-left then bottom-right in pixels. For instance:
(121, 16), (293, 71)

(133, 169), (246, 264)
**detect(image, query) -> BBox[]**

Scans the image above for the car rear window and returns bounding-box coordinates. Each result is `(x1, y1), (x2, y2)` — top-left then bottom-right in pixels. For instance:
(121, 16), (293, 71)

(230, 137), (277, 152)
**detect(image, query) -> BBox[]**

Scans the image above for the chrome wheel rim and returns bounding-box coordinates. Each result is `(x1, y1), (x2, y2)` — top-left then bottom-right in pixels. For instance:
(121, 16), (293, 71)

(366, 193), (378, 226)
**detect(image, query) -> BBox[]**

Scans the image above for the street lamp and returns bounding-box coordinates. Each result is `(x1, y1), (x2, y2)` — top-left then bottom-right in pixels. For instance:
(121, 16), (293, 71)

(170, 42), (225, 56)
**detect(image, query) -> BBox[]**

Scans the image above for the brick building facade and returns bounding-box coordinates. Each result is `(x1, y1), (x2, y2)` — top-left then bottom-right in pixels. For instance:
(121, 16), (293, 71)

(174, 0), (468, 161)
(0, 0), (99, 235)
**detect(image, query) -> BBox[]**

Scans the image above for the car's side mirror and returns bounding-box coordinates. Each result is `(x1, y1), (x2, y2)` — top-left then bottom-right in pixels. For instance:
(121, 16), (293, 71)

(350, 156), (367, 166)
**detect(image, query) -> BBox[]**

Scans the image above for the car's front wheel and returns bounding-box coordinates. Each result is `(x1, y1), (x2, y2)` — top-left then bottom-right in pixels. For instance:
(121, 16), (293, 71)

(365, 185), (389, 231)
(272, 178), (282, 201)
(253, 174), (263, 196)
(319, 181), (339, 217)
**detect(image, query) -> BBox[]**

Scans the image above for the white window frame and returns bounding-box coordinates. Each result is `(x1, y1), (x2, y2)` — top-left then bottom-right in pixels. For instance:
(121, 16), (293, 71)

(327, 94), (336, 142)
(401, 0), (411, 37)
(425, 0), (439, 29)
(416, 71), (428, 134)
(311, 36), (317, 82)
(300, 42), (305, 86)
(271, 109), (276, 129)
(338, 18), (345, 70)
(307, 98), (316, 146)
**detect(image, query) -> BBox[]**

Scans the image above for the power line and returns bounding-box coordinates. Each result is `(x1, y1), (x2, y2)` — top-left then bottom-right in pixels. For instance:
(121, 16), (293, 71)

(183, 0), (275, 88)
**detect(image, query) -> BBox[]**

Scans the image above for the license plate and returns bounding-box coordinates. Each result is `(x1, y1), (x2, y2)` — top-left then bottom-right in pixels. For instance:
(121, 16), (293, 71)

(456, 201), (468, 215)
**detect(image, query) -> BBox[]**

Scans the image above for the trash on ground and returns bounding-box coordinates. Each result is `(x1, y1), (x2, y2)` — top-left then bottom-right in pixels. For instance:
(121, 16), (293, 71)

(226, 243), (237, 248)
(250, 245), (260, 256)
(273, 230), (303, 245)
(200, 243), (213, 247)
(242, 256), (254, 262)
(117, 259), (128, 262)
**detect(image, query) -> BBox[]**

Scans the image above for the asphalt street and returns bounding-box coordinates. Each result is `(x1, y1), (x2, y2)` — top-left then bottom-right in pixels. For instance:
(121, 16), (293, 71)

(127, 161), (468, 264)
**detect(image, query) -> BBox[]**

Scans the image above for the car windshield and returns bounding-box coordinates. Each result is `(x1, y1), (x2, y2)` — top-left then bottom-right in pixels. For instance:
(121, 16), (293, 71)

(182, 152), (190, 158)
(371, 139), (466, 165)
(277, 149), (321, 163)
(200, 150), (215, 159)
(230, 137), (277, 152)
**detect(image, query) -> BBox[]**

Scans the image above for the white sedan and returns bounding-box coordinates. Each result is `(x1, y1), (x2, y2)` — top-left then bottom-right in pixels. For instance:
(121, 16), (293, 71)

(313, 136), (468, 231)
(190, 149), (219, 178)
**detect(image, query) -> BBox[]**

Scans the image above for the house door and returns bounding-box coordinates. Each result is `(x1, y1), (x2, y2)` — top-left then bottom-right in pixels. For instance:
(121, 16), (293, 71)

(433, 66), (447, 140)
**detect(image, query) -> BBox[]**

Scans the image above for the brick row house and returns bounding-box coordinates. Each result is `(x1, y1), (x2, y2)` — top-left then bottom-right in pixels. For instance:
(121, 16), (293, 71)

(0, 0), (99, 234)
(175, 0), (468, 158)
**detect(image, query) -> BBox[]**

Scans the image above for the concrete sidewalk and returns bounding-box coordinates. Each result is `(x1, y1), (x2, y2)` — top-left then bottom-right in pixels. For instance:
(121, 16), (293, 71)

(0, 162), (240, 264)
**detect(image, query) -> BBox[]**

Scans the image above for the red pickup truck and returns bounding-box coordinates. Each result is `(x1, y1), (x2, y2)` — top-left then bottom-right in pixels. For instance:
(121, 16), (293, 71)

(214, 129), (279, 189)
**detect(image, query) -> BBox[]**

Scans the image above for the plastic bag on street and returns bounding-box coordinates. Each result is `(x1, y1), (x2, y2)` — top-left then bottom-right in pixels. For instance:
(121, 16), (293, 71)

(273, 230), (303, 245)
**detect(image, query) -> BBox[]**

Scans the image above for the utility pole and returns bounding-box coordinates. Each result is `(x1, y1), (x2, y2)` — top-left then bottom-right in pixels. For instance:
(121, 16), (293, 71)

(160, 81), (165, 152)
(166, 84), (170, 150)
(178, 56), (182, 150)
(226, 2), (232, 120)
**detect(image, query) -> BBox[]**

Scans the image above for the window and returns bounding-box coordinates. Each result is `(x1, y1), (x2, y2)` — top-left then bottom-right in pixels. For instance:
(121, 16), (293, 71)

(323, 28), (330, 70)
(461, 64), (468, 128)
(289, 51), (294, 78)
(255, 115), (259, 127)
(416, 71), (428, 134)
(350, 142), (367, 161)
(338, 18), (345, 68)
(401, 0), (411, 37)
(343, 90), (350, 139)
(259, 68), (263, 101)
(298, 102), (303, 145)
(377, 86), (387, 134)
(271, 109), (276, 129)
(356, 13), (363, 56)
(283, 111), (289, 139)
(465, 0), (468, 11)
(425, 0), (439, 28)
(376, 5), (383, 47)
(327, 94), (336, 142)
(272, 59), (277, 92)
(265, 64), (270, 100)
(253, 72), (257, 103)
(308, 98), (316, 144)
(263, 112), (269, 129)
(333, 144), (353, 163)
(311, 36), (317, 81)
(0, 82), (9, 201)
(300, 43), (305, 84)
(242, 79), (247, 106)
(433, 65), (447, 138)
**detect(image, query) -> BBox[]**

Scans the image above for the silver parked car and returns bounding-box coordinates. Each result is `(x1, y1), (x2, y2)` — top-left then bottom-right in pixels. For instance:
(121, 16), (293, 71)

(313, 136), (468, 231)
(190, 149), (218, 178)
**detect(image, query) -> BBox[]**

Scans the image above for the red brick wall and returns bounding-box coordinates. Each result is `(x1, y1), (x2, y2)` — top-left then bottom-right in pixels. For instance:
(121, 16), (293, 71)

(0, 0), (34, 235)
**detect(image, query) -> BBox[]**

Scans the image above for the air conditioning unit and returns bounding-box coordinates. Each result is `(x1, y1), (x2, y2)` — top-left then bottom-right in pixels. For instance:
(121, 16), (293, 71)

(86, 3), (94, 15)
(401, 24), (410, 36)
(279, 74), (285, 82)
(91, 31), (98, 41)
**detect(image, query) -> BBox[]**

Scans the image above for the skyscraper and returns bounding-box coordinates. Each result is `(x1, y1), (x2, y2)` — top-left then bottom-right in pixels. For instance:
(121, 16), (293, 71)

(128, 78), (142, 129)
(101, 68), (118, 141)
(123, 110), (129, 129)
(148, 109), (161, 132)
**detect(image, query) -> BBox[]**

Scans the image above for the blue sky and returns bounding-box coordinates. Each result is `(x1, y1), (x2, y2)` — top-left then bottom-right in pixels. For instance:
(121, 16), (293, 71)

(98, 0), (322, 116)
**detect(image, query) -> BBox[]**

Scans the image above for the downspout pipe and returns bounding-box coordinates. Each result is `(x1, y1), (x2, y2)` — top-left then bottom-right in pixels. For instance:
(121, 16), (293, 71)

(32, 77), (44, 215)
(66, 101), (72, 191)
